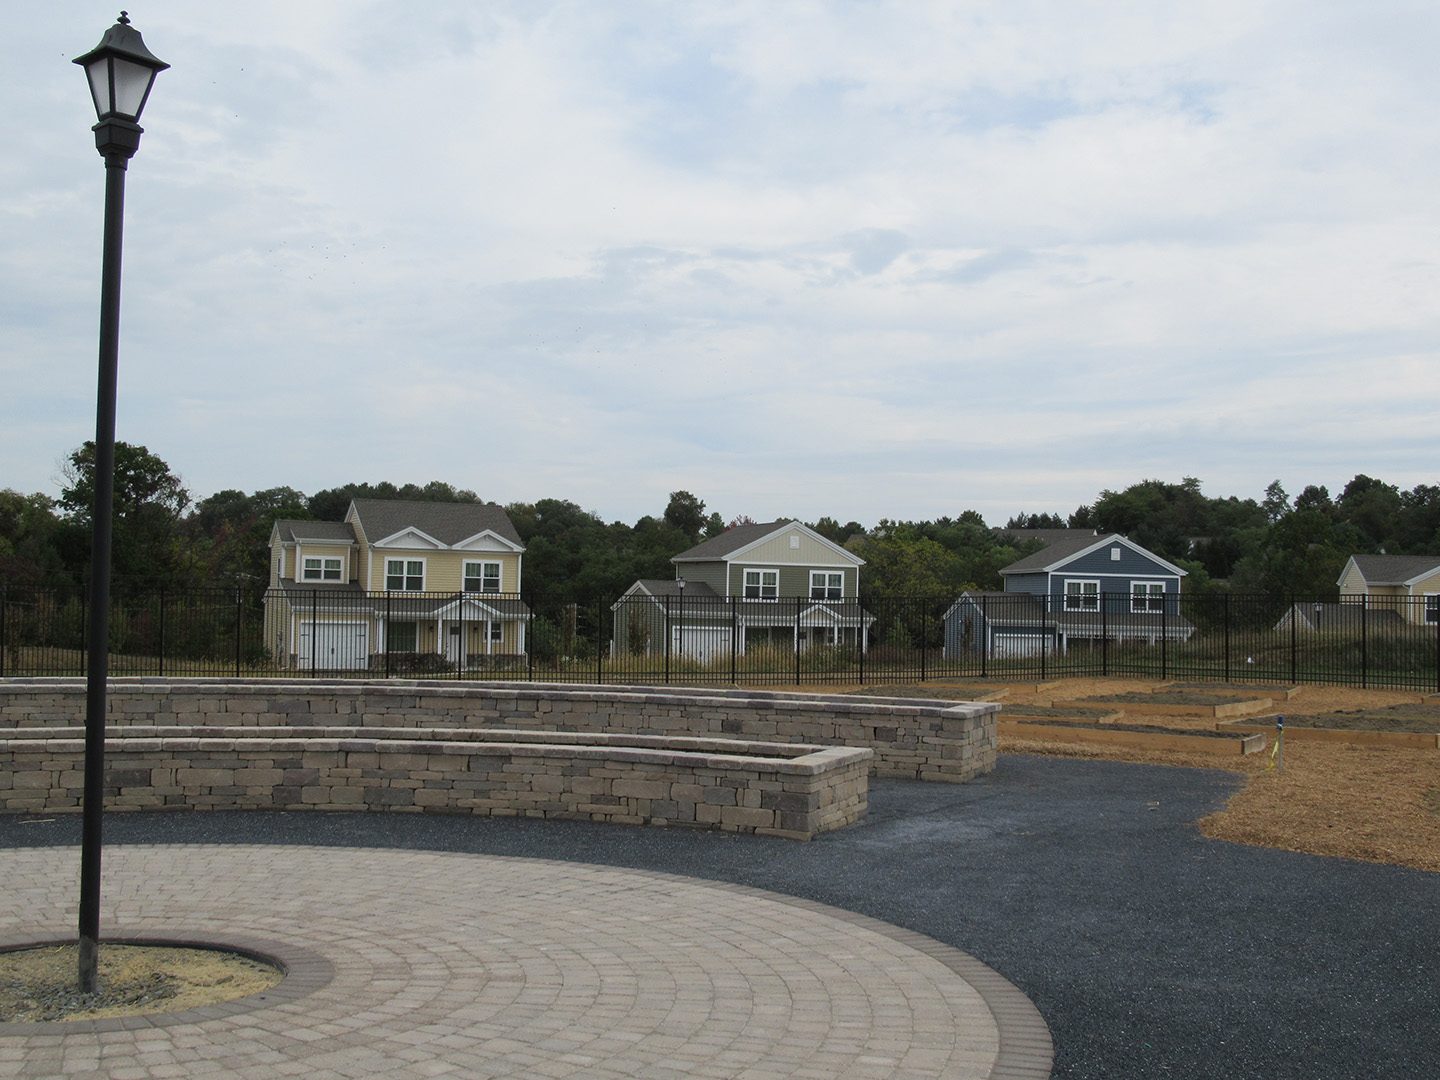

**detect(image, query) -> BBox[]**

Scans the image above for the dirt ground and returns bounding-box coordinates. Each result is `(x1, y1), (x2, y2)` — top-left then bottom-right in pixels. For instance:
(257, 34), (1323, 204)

(0, 943), (281, 1022)
(850, 677), (1440, 875)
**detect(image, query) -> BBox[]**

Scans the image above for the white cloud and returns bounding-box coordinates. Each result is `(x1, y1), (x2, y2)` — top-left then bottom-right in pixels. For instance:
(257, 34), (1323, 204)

(4, 1), (1438, 528)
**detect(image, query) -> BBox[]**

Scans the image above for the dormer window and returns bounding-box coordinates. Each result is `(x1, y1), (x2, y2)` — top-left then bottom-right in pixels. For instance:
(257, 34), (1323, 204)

(385, 558), (425, 591)
(302, 556), (343, 582)
(464, 560), (502, 593)
(744, 569), (779, 600)
(810, 571), (843, 600)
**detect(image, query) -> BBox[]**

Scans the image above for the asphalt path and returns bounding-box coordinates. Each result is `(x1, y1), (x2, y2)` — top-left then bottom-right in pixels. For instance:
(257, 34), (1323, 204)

(3, 754), (1435, 1080)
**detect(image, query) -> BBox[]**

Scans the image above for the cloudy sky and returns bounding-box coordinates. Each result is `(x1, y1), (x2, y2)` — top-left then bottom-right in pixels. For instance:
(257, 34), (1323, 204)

(6, 2), (1439, 527)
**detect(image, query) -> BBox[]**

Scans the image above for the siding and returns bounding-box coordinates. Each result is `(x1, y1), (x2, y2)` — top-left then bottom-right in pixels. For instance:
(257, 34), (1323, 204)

(1059, 543), (1178, 578)
(1337, 561), (1367, 594)
(365, 550), (521, 593)
(740, 529), (855, 568)
(678, 562), (728, 595)
(290, 543), (355, 583)
(728, 563), (856, 598)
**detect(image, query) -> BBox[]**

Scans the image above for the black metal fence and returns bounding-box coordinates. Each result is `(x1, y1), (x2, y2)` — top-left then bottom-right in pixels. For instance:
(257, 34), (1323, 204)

(2, 584), (1438, 691)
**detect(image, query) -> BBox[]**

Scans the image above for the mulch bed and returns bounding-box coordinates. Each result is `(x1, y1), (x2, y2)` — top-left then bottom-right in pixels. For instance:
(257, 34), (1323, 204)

(1273, 704), (1440, 733)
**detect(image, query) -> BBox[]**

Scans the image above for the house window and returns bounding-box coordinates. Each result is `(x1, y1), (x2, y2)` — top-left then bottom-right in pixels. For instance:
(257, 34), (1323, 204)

(1064, 580), (1099, 612)
(1110, 547), (1121, 561)
(387, 621), (418, 651)
(1131, 581), (1166, 613)
(810, 571), (843, 600)
(385, 558), (424, 591)
(464, 561), (501, 593)
(302, 556), (343, 582)
(490, 623), (504, 644)
(1426, 595), (1439, 624)
(743, 569), (779, 600)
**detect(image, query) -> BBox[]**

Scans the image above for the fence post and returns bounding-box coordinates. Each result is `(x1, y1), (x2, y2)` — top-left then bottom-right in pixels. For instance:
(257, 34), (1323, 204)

(919, 599), (927, 683)
(1160, 592), (1168, 680)
(157, 587), (165, 677)
(1042, 596), (1054, 679)
(596, 595), (604, 685)
(384, 591), (392, 679)
(794, 596), (802, 685)
(730, 596), (738, 685)
(1289, 593), (1297, 685)
(0, 586), (6, 678)
(80, 591), (87, 679)
(1101, 592), (1108, 677)
(1361, 599), (1368, 689)
(1434, 599), (1439, 693)
(1223, 592), (1230, 683)
(663, 594), (671, 685)
(980, 595), (988, 678)
(310, 589), (318, 679)
(234, 587), (243, 677)
(856, 599), (864, 685)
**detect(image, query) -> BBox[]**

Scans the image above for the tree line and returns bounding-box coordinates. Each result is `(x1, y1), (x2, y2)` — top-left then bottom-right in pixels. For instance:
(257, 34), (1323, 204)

(3, 444), (1437, 602)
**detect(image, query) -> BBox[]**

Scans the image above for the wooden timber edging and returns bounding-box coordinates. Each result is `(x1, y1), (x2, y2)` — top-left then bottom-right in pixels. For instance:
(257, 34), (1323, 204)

(1083, 697), (1275, 719)
(0, 679), (998, 784)
(0, 726), (872, 840)
(1217, 718), (1440, 749)
(1001, 718), (1267, 756)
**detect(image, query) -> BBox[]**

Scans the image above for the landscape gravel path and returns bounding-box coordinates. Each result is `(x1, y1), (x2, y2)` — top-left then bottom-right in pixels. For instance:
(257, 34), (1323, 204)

(3, 753), (1436, 1080)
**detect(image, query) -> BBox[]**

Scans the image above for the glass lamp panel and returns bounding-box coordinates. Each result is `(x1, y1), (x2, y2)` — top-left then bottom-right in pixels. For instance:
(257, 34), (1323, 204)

(111, 57), (155, 119)
(85, 59), (111, 118)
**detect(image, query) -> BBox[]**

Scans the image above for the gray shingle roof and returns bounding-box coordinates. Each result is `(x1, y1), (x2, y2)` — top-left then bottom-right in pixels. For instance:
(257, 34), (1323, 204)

(671, 520), (795, 561)
(1000, 533), (1123, 574)
(274, 519), (355, 544)
(349, 499), (523, 548)
(1349, 554), (1440, 585)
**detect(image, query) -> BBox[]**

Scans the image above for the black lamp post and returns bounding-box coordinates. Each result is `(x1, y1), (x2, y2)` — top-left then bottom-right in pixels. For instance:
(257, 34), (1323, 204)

(72, 11), (168, 994)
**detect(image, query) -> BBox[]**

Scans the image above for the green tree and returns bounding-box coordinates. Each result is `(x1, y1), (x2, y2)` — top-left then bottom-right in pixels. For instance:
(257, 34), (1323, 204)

(58, 442), (191, 583)
(0, 490), (66, 585)
(663, 490), (707, 541)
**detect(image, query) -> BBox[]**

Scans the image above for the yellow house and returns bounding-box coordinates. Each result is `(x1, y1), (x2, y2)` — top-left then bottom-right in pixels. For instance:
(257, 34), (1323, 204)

(1336, 554), (1440, 625)
(263, 499), (528, 671)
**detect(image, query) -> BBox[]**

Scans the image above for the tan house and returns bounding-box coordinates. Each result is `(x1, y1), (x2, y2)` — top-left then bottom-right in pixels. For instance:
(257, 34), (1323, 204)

(263, 499), (528, 671)
(1336, 554), (1440, 625)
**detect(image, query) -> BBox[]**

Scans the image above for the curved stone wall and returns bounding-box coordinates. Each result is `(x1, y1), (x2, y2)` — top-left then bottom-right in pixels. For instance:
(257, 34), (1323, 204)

(0, 680), (998, 783)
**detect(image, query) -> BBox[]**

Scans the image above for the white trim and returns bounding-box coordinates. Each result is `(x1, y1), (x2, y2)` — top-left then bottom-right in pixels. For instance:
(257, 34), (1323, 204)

(809, 570), (844, 600)
(384, 556), (427, 592)
(1129, 579), (1166, 613)
(463, 559), (503, 594)
(1063, 579), (1100, 612)
(454, 529), (524, 553)
(1004, 533), (1188, 578)
(742, 567), (780, 601)
(301, 555), (344, 582)
(372, 526), (446, 549)
(673, 520), (865, 567)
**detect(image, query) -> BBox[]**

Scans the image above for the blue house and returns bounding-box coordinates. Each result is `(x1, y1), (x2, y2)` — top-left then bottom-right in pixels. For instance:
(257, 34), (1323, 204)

(943, 532), (1194, 658)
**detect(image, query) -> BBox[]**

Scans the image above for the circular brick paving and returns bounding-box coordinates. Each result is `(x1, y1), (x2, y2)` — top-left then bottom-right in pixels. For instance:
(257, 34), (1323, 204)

(0, 845), (1050, 1078)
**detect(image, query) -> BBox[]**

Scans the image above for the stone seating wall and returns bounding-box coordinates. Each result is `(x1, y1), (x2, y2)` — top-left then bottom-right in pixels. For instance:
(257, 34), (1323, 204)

(0, 679), (998, 783)
(0, 725), (871, 840)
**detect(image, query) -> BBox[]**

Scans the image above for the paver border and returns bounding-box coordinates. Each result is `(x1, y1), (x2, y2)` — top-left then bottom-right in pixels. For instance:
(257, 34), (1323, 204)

(0, 846), (1052, 1077)
(0, 930), (334, 1036)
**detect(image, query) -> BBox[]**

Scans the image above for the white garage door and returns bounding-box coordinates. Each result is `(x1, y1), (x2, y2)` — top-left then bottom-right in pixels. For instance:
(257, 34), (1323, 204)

(675, 626), (732, 664)
(990, 633), (1051, 659)
(298, 622), (369, 670)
